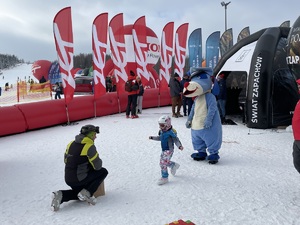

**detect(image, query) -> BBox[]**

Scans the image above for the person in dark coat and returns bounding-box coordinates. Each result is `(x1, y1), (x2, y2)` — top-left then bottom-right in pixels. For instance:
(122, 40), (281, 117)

(216, 74), (227, 124)
(54, 82), (62, 99)
(51, 124), (108, 211)
(180, 73), (193, 116)
(39, 76), (46, 83)
(125, 70), (139, 119)
(169, 73), (183, 118)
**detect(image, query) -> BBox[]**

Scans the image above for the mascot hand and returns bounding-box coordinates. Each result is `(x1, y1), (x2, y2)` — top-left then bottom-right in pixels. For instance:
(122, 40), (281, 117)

(185, 121), (192, 128)
(204, 120), (212, 129)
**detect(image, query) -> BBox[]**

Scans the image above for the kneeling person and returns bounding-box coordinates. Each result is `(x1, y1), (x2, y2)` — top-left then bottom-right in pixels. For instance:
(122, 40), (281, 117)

(51, 124), (108, 211)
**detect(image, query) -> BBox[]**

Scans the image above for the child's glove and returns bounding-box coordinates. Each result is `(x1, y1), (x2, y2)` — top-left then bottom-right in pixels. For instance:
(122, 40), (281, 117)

(149, 136), (153, 139)
(204, 120), (212, 129)
(179, 146), (184, 151)
(185, 121), (191, 128)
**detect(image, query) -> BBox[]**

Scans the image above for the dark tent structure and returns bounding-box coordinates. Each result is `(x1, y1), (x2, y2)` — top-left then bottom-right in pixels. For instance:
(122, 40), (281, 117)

(214, 27), (299, 129)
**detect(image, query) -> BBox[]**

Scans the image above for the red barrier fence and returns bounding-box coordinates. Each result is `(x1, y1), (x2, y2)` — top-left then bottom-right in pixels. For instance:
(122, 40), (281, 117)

(0, 88), (171, 137)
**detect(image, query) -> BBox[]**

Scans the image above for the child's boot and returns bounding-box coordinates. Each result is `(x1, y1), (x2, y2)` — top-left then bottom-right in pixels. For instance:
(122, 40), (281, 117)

(157, 177), (168, 185)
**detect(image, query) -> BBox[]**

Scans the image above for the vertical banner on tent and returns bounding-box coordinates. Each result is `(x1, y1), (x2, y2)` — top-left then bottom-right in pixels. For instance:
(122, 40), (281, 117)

(53, 7), (75, 105)
(133, 16), (149, 87)
(188, 28), (202, 69)
(205, 31), (220, 69)
(174, 23), (189, 78)
(280, 20), (290, 27)
(287, 16), (300, 81)
(109, 13), (127, 95)
(247, 28), (282, 129)
(92, 13), (108, 99)
(220, 28), (233, 58)
(159, 22), (174, 92)
(237, 26), (250, 42)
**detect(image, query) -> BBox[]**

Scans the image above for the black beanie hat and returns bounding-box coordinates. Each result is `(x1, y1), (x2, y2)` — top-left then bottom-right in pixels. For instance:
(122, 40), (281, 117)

(130, 70), (135, 76)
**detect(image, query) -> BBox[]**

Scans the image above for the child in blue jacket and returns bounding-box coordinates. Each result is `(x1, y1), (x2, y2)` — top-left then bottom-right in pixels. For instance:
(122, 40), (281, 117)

(149, 115), (184, 185)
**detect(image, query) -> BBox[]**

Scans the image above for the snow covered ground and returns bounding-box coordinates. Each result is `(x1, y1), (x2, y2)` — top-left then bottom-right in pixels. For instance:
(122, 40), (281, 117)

(0, 108), (299, 225)
(0, 65), (300, 225)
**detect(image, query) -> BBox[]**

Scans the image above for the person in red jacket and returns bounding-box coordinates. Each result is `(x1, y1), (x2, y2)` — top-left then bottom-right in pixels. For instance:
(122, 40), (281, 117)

(125, 70), (139, 119)
(292, 79), (300, 173)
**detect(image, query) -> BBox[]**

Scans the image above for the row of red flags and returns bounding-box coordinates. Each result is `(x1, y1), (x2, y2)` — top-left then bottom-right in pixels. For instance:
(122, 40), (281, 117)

(53, 7), (189, 105)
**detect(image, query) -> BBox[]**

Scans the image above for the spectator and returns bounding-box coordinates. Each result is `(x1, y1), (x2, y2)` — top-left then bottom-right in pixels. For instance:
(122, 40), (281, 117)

(5, 82), (9, 91)
(216, 74), (227, 124)
(54, 82), (62, 99)
(39, 76), (46, 83)
(105, 76), (113, 92)
(51, 124), (108, 211)
(180, 73), (193, 116)
(136, 76), (144, 114)
(169, 73), (183, 118)
(125, 70), (139, 119)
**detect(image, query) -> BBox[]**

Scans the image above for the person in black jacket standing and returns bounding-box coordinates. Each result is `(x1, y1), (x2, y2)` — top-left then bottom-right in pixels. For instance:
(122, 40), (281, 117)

(51, 124), (108, 211)
(169, 73), (183, 118)
(180, 73), (193, 116)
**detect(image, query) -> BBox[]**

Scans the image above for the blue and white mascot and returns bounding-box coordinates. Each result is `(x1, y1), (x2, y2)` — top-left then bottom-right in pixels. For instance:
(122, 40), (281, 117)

(183, 68), (222, 164)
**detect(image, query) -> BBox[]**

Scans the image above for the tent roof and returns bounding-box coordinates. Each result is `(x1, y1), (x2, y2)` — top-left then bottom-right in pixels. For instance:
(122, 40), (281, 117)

(218, 41), (257, 75)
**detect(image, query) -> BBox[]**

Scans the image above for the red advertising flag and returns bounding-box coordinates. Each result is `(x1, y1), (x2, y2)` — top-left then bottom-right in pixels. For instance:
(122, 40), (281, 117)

(92, 13), (108, 99)
(159, 22), (174, 92)
(174, 23), (189, 78)
(109, 13), (127, 94)
(132, 16), (149, 86)
(53, 7), (75, 105)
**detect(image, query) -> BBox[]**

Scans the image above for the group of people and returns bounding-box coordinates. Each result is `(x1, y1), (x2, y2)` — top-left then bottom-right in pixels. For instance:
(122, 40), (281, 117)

(51, 69), (224, 211)
(125, 70), (144, 119)
(169, 72), (194, 118)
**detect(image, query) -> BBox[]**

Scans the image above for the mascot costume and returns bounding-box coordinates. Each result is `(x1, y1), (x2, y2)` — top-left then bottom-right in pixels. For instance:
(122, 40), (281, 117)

(183, 68), (222, 164)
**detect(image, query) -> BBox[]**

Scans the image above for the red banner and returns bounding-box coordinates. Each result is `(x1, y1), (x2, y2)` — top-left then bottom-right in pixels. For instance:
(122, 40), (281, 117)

(159, 22), (174, 92)
(133, 16), (149, 87)
(53, 7), (74, 105)
(92, 13), (108, 99)
(109, 13), (127, 95)
(174, 23), (189, 78)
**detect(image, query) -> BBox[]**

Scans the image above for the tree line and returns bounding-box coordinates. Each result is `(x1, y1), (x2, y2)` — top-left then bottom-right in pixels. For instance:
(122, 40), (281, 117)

(0, 54), (24, 70)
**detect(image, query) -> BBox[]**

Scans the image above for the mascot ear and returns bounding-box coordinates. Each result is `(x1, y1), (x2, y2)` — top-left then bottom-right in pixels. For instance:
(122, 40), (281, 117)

(184, 82), (189, 88)
(190, 67), (213, 80)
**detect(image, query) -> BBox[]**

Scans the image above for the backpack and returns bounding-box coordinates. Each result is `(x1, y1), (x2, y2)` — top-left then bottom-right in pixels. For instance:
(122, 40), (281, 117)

(125, 80), (132, 92)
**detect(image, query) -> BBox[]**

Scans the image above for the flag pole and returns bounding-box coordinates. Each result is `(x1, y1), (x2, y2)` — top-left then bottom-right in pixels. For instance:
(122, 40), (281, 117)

(65, 104), (70, 125)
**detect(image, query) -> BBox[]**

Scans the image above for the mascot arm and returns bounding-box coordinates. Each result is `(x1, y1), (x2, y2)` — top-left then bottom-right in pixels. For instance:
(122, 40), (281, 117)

(186, 101), (195, 128)
(204, 94), (218, 129)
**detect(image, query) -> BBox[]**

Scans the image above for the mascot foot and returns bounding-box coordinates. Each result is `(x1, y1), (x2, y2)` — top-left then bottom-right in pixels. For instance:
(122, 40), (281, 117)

(208, 154), (220, 164)
(191, 152), (207, 161)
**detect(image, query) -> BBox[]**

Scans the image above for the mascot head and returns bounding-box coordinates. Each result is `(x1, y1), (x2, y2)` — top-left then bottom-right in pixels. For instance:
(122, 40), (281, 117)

(183, 67), (213, 98)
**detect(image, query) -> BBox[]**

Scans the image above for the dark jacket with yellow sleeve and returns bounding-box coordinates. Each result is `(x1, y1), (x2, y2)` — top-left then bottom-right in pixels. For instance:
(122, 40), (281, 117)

(64, 134), (102, 183)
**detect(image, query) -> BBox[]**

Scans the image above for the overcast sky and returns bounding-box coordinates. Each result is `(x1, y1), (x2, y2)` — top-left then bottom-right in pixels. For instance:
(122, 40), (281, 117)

(0, 0), (299, 62)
